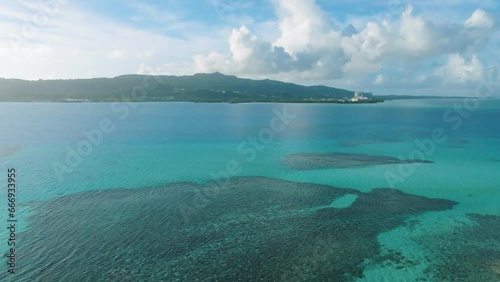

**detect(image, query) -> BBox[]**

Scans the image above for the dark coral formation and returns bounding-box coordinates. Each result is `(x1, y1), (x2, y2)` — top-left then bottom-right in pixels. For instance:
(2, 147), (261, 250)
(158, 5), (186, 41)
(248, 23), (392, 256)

(283, 152), (433, 170)
(447, 139), (470, 147)
(17, 177), (455, 281)
(414, 214), (500, 282)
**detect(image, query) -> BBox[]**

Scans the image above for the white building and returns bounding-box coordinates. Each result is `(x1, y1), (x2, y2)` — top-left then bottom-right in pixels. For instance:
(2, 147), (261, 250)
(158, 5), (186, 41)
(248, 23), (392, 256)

(351, 91), (368, 102)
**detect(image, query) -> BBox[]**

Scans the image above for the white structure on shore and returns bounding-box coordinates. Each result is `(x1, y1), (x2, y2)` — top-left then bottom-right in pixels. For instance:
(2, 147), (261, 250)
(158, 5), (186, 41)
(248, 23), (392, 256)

(64, 98), (91, 102)
(351, 91), (368, 102)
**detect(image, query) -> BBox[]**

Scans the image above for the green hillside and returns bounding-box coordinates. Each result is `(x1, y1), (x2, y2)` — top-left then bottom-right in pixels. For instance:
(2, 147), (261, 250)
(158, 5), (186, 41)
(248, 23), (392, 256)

(0, 72), (376, 103)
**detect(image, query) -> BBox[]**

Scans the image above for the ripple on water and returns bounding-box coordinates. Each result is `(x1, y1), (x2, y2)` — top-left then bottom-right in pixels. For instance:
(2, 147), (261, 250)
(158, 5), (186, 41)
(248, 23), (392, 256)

(15, 177), (457, 281)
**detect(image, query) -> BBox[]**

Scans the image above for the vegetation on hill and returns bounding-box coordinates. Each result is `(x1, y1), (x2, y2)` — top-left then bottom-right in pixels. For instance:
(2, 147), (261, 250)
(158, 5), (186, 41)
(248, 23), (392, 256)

(0, 72), (379, 103)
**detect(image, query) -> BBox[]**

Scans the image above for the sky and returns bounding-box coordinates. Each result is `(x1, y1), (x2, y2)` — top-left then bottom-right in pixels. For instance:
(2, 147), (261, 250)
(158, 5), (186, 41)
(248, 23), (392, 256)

(1, 0), (499, 95)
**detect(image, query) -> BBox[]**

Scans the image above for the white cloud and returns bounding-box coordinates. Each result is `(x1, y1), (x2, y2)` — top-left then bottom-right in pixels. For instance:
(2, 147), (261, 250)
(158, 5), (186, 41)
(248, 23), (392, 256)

(273, 0), (335, 54)
(194, 52), (229, 73)
(0, 5), (30, 21)
(129, 2), (181, 23)
(374, 74), (384, 85)
(108, 49), (127, 60)
(465, 9), (494, 29)
(194, 25), (296, 75)
(137, 49), (156, 58)
(434, 53), (485, 83)
(194, 0), (346, 78)
(194, 2), (497, 92)
(0, 2), (225, 80)
(229, 26), (255, 62)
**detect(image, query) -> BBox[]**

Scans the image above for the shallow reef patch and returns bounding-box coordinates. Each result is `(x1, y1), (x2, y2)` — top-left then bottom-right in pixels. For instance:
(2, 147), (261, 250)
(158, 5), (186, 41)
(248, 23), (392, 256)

(18, 177), (455, 281)
(414, 214), (500, 282)
(283, 152), (433, 170)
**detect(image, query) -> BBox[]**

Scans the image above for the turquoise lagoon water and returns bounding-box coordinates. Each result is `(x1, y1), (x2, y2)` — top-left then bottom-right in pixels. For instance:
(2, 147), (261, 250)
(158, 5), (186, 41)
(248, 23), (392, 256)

(0, 99), (499, 281)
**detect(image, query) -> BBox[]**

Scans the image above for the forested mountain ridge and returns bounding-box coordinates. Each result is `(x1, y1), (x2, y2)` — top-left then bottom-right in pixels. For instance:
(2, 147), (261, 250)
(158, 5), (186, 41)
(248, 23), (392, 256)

(0, 72), (375, 103)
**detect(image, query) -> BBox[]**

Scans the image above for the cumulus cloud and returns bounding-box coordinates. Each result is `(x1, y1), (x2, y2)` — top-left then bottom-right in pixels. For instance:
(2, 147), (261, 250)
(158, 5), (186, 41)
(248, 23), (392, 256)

(137, 49), (156, 58)
(108, 49), (127, 60)
(434, 54), (485, 83)
(465, 9), (494, 29)
(194, 51), (229, 73)
(194, 1), (497, 89)
(194, 0), (348, 79)
(273, 0), (335, 54)
(194, 25), (296, 75)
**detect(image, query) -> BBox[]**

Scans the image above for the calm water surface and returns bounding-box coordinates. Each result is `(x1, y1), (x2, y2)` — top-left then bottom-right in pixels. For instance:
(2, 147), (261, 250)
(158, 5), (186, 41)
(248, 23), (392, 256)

(0, 99), (499, 281)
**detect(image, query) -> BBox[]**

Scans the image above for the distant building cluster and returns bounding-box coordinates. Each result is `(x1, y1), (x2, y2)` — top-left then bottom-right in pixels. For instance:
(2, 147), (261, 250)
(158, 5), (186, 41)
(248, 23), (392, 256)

(350, 92), (369, 102)
(301, 91), (374, 103)
(64, 98), (91, 102)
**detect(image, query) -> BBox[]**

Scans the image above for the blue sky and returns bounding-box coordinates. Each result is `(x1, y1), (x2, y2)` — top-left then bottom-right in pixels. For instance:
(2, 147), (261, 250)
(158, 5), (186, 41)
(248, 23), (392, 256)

(1, 0), (499, 95)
